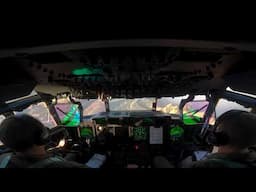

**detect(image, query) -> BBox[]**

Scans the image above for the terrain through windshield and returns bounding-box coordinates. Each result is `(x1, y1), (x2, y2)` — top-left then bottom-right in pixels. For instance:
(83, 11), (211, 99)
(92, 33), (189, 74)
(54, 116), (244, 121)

(14, 102), (57, 128)
(109, 98), (155, 111)
(78, 97), (187, 116)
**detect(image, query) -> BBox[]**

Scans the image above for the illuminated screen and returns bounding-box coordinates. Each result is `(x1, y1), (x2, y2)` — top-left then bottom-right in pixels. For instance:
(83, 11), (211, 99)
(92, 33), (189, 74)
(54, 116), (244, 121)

(80, 127), (93, 139)
(133, 127), (147, 141)
(169, 125), (184, 138)
(54, 104), (81, 126)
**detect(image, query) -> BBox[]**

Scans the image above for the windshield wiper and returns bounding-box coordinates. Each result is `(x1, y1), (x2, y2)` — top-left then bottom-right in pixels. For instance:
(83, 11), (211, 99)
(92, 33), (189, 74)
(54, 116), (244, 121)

(183, 104), (208, 116)
(56, 107), (68, 116)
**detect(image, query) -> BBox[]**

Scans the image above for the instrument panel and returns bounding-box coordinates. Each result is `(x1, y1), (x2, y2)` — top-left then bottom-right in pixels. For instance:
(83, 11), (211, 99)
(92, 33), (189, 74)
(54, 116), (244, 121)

(61, 115), (199, 152)
(58, 117), (200, 167)
(75, 117), (185, 146)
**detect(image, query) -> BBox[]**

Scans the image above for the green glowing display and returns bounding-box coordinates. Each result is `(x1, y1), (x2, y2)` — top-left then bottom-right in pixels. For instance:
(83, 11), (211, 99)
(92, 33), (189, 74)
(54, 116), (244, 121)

(62, 105), (80, 126)
(183, 114), (201, 125)
(133, 127), (147, 141)
(55, 104), (80, 127)
(80, 127), (93, 138)
(170, 125), (184, 138)
(72, 67), (103, 76)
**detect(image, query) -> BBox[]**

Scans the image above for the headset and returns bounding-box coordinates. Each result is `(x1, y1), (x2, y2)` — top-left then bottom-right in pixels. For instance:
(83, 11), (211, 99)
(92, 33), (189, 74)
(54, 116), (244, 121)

(14, 114), (50, 145)
(206, 110), (248, 146)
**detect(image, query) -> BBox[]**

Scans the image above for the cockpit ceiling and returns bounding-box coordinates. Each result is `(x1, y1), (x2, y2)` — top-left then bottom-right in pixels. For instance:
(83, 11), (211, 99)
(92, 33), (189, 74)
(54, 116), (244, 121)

(0, 39), (256, 100)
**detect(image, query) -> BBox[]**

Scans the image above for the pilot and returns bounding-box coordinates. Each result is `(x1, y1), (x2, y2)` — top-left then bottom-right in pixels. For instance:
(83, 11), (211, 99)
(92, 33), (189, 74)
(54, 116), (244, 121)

(0, 114), (87, 168)
(154, 110), (256, 168)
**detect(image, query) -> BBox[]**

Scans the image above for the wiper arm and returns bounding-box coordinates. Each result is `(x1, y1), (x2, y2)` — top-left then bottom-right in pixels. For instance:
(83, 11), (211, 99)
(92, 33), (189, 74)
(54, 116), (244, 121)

(56, 107), (68, 116)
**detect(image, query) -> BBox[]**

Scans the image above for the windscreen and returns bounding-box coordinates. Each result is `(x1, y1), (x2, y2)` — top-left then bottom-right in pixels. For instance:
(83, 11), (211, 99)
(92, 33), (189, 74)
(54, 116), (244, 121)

(54, 103), (81, 126)
(215, 98), (252, 118)
(183, 100), (209, 125)
(157, 96), (188, 115)
(14, 102), (57, 128)
(77, 99), (106, 116)
(109, 98), (155, 111)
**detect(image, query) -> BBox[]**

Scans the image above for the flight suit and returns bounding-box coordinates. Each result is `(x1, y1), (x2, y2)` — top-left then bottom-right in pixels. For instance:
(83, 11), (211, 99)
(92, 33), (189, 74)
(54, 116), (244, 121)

(154, 150), (256, 168)
(4, 153), (87, 168)
(188, 151), (256, 168)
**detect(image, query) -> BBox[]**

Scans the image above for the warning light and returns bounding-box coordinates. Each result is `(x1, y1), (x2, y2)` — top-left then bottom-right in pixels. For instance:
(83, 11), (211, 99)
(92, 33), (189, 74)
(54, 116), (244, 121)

(134, 145), (139, 150)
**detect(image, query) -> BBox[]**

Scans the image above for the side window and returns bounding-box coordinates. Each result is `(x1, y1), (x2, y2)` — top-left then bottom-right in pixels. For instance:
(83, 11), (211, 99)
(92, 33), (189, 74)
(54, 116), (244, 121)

(215, 99), (251, 118)
(182, 100), (209, 125)
(181, 95), (216, 125)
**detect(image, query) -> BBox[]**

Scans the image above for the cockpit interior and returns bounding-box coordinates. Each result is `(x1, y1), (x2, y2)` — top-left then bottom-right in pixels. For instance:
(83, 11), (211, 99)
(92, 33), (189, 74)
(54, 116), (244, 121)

(1, 35), (256, 168)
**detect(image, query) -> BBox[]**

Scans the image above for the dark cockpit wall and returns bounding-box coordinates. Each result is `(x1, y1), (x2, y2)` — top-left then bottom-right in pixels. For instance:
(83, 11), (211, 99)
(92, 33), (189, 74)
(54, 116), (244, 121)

(0, 39), (256, 102)
(223, 53), (256, 96)
(0, 59), (37, 103)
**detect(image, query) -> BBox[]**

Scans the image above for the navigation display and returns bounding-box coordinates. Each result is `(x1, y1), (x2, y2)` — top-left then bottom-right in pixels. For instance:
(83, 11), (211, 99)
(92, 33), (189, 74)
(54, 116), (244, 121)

(169, 125), (184, 140)
(80, 127), (94, 139)
(133, 127), (147, 141)
(54, 104), (81, 126)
